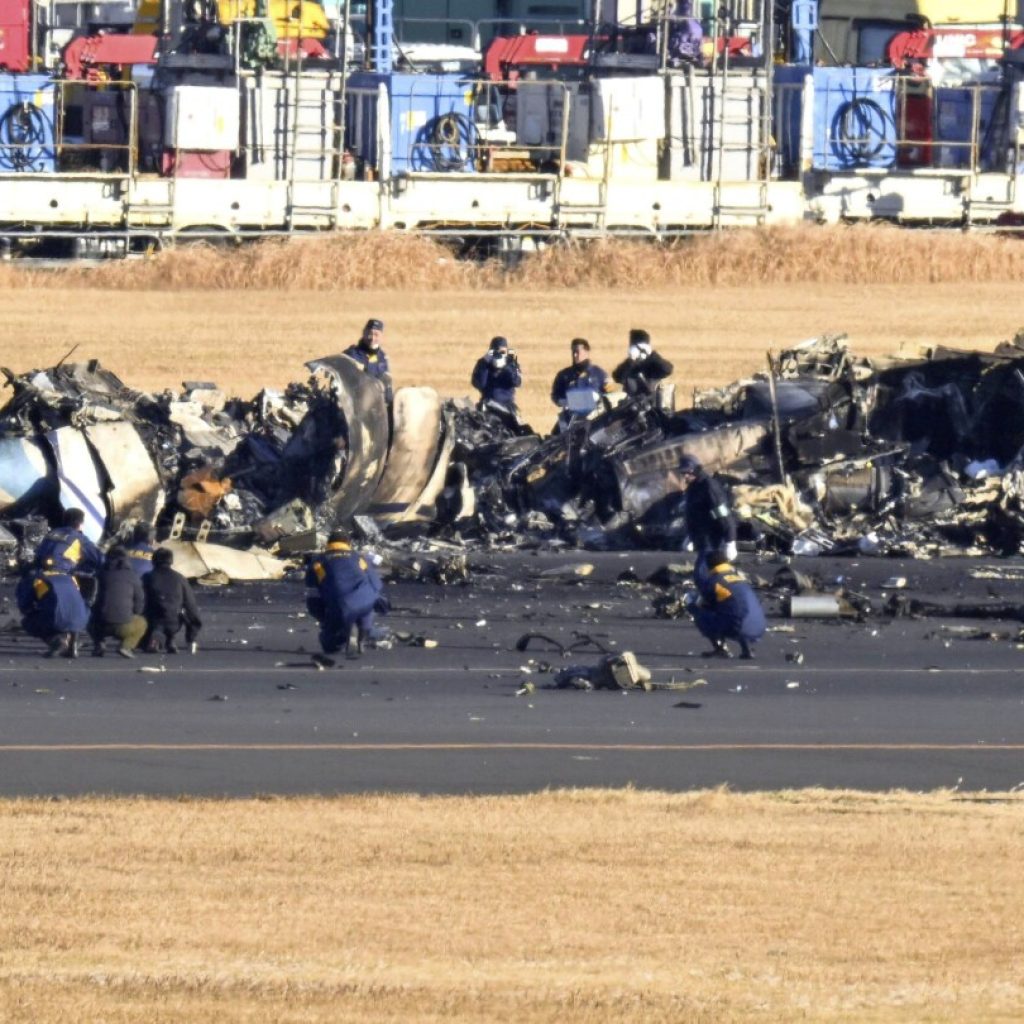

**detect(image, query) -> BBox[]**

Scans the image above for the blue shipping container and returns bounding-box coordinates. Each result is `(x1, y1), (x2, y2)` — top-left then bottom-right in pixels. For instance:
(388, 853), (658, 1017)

(0, 73), (56, 173)
(346, 72), (476, 175)
(774, 66), (898, 173)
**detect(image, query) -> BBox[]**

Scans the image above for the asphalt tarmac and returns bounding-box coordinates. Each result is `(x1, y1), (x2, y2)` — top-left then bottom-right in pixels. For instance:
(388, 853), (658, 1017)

(1, 551), (1022, 796)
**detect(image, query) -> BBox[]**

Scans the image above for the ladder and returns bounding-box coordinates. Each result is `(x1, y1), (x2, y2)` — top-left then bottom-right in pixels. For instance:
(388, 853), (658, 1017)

(124, 84), (175, 232)
(284, 53), (343, 230)
(553, 82), (609, 234)
(709, 2), (773, 228)
(964, 81), (1022, 227)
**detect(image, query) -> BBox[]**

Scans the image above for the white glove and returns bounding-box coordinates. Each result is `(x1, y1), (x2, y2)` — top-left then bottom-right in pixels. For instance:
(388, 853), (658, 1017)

(684, 541), (695, 553)
(724, 541), (738, 562)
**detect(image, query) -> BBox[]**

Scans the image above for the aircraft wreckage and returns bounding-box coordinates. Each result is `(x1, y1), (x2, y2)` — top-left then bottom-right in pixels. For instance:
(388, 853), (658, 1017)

(4, 334), (1024, 577)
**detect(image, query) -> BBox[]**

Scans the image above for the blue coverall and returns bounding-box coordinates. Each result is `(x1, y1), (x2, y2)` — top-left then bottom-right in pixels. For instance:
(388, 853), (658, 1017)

(305, 541), (385, 653)
(693, 558), (766, 649)
(17, 571), (91, 641)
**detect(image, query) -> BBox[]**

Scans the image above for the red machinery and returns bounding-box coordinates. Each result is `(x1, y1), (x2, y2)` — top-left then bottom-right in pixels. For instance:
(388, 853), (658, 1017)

(886, 27), (1024, 168)
(483, 34), (593, 81)
(0, 0), (30, 71)
(62, 32), (325, 81)
(62, 33), (159, 80)
(887, 26), (1024, 74)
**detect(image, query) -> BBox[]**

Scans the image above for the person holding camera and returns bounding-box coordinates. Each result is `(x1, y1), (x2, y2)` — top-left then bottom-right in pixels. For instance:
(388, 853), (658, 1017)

(471, 336), (523, 418)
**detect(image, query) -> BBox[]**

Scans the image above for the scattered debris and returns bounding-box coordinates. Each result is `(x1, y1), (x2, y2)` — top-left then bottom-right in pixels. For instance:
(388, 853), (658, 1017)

(9, 333), (1024, 570)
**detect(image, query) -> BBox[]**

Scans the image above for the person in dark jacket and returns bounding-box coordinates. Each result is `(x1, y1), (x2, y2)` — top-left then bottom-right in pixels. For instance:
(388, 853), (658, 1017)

(551, 338), (614, 433)
(142, 548), (202, 654)
(677, 455), (738, 562)
(89, 546), (147, 658)
(16, 568), (91, 658)
(344, 317), (393, 402)
(689, 549), (765, 659)
(612, 328), (674, 398)
(305, 529), (387, 659)
(471, 336), (523, 415)
(124, 523), (156, 578)
(35, 507), (103, 577)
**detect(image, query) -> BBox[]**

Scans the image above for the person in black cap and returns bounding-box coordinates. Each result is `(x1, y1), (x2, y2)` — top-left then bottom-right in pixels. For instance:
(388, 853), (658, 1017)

(471, 336), (523, 417)
(550, 338), (614, 433)
(34, 507), (103, 577)
(677, 455), (737, 563)
(304, 529), (388, 661)
(688, 548), (765, 659)
(142, 548), (202, 654)
(612, 328), (674, 398)
(345, 318), (393, 402)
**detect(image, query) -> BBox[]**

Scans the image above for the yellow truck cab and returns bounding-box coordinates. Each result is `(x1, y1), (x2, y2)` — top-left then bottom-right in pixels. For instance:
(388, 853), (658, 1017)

(133, 0), (330, 40)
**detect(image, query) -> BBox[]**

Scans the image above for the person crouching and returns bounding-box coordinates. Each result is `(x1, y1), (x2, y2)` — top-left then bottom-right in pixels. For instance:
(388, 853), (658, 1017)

(142, 548), (202, 654)
(89, 546), (147, 658)
(305, 529), (386, 659)
(16, 567), (91, 659)
(688, 548), (765, 660)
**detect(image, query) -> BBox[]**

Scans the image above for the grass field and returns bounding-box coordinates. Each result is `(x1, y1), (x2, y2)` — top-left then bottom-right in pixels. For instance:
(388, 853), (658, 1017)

(1, 789), (1022, 1023)
(2, 282), (1022, 428)
(3, 234), (1023, 1021)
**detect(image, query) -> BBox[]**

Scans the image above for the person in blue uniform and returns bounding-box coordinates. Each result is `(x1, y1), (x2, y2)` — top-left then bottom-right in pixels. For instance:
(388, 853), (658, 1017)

(344, 318), (393, 402)
(677, 455), (738, 563)
(16, 567), (91, 658)
(471, 336), (523, 416)
(551, 338), (614, 433)
(34, 507), (103, 577)
(689, 549), (765, 660)
(305, 529), (388, 659)
(124, 523), (156, 578)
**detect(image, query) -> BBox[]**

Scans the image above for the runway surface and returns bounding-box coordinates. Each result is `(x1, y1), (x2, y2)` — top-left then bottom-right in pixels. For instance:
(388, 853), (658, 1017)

(1, 551), (1022, 795)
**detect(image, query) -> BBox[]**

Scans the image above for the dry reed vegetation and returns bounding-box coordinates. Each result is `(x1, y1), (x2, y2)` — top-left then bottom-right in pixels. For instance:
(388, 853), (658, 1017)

(0, 788), (1021, 1023)
(3, 225), (1024, 292)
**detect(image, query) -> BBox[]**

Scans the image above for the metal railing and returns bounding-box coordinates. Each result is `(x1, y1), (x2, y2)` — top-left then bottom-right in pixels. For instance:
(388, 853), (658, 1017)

(774, 73), (1016, 179)
(0, 79), (138, 177)
(344, 13), (591, 52)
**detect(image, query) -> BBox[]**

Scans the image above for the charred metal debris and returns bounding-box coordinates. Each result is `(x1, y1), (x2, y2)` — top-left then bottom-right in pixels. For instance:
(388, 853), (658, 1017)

(6, 334), (1024, 573)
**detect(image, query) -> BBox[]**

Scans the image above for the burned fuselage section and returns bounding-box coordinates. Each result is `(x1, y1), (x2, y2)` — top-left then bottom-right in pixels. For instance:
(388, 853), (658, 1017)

(6, 334), (1024, 568)
(440, 333), (1024, 558)
(0, 354), (453, 567)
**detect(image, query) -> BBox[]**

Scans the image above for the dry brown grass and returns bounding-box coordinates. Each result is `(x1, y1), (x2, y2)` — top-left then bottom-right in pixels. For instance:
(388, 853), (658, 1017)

(3, 226), (1024, 293)
(0, 789), (1021, 1023)
(1, 280), (1021, 428)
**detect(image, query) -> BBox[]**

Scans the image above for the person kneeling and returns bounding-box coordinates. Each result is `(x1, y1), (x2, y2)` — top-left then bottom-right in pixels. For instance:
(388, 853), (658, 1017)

(689, 548), (765, 660)
(90, 546), (147, 658)
(305, 529), (387, 660)
(142, 548), (202, 654)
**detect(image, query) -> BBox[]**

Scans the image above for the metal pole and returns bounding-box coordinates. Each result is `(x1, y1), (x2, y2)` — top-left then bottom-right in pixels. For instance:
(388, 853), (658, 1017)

(339, 0), (352, 184)
(766, 350), (789, 486)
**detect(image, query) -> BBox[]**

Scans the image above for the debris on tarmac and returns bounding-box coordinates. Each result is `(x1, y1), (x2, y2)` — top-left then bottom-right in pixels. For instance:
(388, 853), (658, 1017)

(9, 333), (1024, 585)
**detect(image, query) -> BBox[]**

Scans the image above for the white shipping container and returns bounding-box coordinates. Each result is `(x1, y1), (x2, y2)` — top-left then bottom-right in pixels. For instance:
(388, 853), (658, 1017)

(591, 76), (665, 143)
(166, 86), (240, 151)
